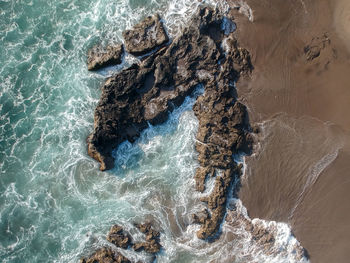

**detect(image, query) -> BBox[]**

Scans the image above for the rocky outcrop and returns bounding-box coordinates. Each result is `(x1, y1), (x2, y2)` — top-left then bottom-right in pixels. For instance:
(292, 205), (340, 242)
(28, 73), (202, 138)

(195, 166), (244, 239)
(87, 44), (124, 71)
(88, 7), (228, 171)
(80, 223), (161, 262)
(107, 225), (132, 249)
(123, 14), (169, 56)
(87, 5), (253, 239)
(192, 35), (253, 238)
(304, 33), (330, 61)
(80, 247), (131, 263)
(132, 223), (161, 254)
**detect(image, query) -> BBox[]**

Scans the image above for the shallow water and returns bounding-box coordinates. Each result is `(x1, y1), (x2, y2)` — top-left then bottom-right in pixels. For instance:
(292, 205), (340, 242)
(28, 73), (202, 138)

(0, 0), (309, 262)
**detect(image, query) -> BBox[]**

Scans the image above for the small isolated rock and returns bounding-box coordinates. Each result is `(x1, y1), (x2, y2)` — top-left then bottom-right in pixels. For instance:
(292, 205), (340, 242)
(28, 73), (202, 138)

(123, 14), (169, 56)
(304, 33), (331, 61)
(80, 247), (131, 263)
(87, 44), (124, 71)
(107, 225), (132, 249)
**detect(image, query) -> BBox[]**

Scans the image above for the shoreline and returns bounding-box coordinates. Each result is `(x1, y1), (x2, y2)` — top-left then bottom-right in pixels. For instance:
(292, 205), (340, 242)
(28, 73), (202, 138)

(231, 0), (350, 261)
(82, 0), (350, 261)
(83, 3), (310, 262)
(84, 5), (257, 261)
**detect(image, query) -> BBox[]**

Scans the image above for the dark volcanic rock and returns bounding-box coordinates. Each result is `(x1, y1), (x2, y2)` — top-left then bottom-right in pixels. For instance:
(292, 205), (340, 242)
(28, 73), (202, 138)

(80, 247), (131, 263)
(107, 225), (132, 249)
(87, 44), (124, 71)
(132, 223), (161, 254)
(123, 14), (169, 56)
(87, 6), (253, 239)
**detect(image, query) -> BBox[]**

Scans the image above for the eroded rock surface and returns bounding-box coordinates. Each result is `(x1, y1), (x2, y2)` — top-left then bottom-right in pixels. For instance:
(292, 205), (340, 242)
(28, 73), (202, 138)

(123, 14), (169, 56)
(192, 35), (253, 238)
(88, 7), (229, 171)
(87, 44), (124, 71)
(80, 247), (131, 263)
(80, 223), (161, 262)
(87, 6), (253, 239)
(107, 225), (132, 249)
(132, 223), (162, 254)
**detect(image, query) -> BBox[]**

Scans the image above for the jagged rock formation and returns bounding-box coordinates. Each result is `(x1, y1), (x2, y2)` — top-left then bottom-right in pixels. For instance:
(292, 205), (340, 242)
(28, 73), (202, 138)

(87, 7), (251, 172)
(80, 247), (131, 263)
(192, 35), (253, 239)
(87, 44), (124, 71)
(80, 223), (161, 263)
(87, 5), (252, 240)
(123, 14), (169, 56)
(132, 223), (162, 254)
(107, 225), (132, 249)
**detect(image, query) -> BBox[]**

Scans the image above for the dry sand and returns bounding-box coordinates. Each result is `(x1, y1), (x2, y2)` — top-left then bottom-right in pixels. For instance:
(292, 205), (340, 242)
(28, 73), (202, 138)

(227, 0), (350, 261)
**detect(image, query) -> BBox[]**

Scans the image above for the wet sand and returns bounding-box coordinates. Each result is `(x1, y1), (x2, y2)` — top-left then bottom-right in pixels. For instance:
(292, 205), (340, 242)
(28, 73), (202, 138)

(228, 0), (350, 262)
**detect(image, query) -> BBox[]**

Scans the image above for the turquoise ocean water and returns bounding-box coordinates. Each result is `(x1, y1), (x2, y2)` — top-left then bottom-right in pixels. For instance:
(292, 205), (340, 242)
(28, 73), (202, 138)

(0, 0), (310, 262)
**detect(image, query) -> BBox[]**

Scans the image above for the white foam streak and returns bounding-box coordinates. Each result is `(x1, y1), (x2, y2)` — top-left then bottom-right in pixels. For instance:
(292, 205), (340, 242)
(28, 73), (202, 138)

(223, 199), (309, 263)
(289, 148), (339, 219)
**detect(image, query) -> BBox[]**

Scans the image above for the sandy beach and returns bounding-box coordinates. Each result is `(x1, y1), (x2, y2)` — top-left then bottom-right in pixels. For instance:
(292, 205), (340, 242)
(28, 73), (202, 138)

(230, 0), (350, 261)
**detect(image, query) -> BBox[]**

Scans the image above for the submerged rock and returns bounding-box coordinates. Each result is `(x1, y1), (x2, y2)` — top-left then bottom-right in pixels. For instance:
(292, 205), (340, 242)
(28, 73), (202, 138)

(87, 44), (124, 71)
(80, 247), (131, 263)
(123, 14), (169, 56)
(226, 208), (308, 261)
